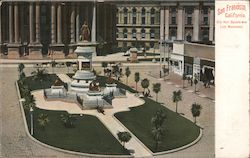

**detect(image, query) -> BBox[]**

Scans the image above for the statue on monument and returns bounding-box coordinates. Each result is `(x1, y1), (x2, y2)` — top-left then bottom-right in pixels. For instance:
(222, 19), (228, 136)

(80, 21), (90, 42)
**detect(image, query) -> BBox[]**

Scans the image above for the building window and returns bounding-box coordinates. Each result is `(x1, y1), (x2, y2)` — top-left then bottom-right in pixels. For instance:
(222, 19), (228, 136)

(141, 8), (146, 25)
(116, 9), (119, 24)
(150, 29), (155, 39)
(203, 17), (208, 25)
(123, 42), (127, 47)
(186, 34), (192, 42)
(123, 29), (128, 38)
(132, 8), (137, 24)
(203, 7), (209, 25)
(124, 8), (128, 24)
(186, 8), (193, 25)
(150, 42), (155, 48)
(171, 8), (176, 25)
(170, 29), (176, 40)
(116, 29), (119, 38)
(132, 29), (137, 39)
(141, 28), (146, 39)
(150, 8), (155, 25)
(202, 29), (209, 41)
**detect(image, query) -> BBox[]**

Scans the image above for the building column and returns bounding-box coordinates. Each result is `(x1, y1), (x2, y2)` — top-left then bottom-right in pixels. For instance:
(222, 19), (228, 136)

(35, 3), (41, 43)
(14, 3), (19, 43)
(209, 7), (214, 42)
(29, 3), (34, 44)
(28, 2), (43, 59)
(91, 2), (96, 42)
(177, 6), (184, 40)
(70, 4), (75, 44)
(57, 4), (62, 44)
(193, 6), (200, 41)
(146, 7), (150, 25)
(164, 7), (170, 40)
(51, 3), (56, 44)
(76, 4), (79, 43)
(7, 3), (21, 59)
(160, 8), (165, 40)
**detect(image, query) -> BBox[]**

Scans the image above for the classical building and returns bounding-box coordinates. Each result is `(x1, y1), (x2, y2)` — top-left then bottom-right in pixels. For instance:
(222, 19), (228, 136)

(0, 0), (214, 59)
(116, 0), (215, 49)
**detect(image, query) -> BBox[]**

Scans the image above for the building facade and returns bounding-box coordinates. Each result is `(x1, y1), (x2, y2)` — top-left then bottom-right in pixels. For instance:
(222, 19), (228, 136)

(0, 0), (214, 59)
(116, 1), (215, 50)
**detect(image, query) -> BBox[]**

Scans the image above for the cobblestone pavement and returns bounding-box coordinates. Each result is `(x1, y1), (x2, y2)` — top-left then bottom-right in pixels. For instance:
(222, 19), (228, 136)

(1, 64), (214, 158)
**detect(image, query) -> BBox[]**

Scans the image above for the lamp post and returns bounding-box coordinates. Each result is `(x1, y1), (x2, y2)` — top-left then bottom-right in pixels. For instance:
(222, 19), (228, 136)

(159, 39), (171, 78)
(30, 106), (34, 135)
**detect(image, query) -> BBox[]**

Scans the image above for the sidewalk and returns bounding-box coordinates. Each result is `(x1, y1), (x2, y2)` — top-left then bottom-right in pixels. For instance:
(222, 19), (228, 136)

(148, 71), (215, 101)
(57, 74), (72, 83)
(32, 90), (152, 157)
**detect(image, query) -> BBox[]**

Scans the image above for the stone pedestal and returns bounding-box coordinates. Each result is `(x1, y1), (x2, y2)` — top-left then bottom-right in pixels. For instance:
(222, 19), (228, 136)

(49, 44), (65, 59)
(28, 43), (43, 59)
(76, 41), (97, 56)
(130, 47), (138, 63)
(7, 43), (21, 59)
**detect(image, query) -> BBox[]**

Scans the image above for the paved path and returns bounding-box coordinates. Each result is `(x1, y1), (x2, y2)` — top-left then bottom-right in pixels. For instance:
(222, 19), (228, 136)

(56, 74), (72, 83)
(33, 90), (152, 157)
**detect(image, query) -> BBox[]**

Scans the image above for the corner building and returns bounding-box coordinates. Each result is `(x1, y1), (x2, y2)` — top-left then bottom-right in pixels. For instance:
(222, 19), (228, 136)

(0, 0), (214, 59)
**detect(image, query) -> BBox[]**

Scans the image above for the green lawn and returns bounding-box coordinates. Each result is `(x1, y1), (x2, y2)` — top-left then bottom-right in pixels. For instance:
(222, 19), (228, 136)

(18, 74), (129, 155)
(115, 97), (200, 152)
(24, 108), (129, 155)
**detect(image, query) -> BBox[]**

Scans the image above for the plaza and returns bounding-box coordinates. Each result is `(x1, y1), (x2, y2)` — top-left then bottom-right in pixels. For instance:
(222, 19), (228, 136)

(0, 0), (215, 157)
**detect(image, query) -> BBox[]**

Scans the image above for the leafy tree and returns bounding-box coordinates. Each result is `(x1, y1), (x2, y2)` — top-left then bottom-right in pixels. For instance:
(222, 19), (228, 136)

(20, 85), (30, 98)
(141, 78), (150, 96)
(23, 94), (36, 111)
(172, 90), (182, 113)
(194, 78), (198, 93)
(153, 83), (161, 102)
(60, 113), (77, 128)
(112, 65), (121, 80)
(65, 62), (72, 73)
(19, 71), (26, 83)
(117, 131), (132, 148)
(101, 62), (108, 75)
(134, 72), (140, 91)
(125, 67), (131, 85)
(38, 113), (49, 130)
(191, 103), (202, 124)
(182, 74), (186, 88)
(31, 68), (48, 82)
(151, 109), (166, 151)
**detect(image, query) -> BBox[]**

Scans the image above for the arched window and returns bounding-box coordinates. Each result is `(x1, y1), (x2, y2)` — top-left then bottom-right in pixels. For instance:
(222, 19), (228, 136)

(141, 7), (146, 25)
(132, 8), (137, 24)
(123, 29), (128, 38)
(150, 29), (155, 39)
(124, 8), (128, 24)
(141, 28), (146, 39)
(132, 28), (137, 39)
(186, 34), (192, 42)
(150, 8), (155, 24)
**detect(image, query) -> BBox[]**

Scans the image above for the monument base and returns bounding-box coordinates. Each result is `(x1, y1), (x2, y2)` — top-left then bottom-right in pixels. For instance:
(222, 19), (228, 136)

(49, 43), (65, 59)
(77, 41), (97, 57)
(7, 43), (21, 59)
(28, 43), (43, 59)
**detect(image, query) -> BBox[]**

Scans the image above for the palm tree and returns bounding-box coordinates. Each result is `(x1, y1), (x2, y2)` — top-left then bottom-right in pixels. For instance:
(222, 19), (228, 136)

(153, 83), (161, 102)
(31, 68), (48, 82)
(182, 74), (186, 88)
(38, 113), (49, 130)
(152, 126), (164, 151)
(125, 67), (131, 85)
(151, 109), (167, 129)
(101, 62), (108, 75)
(172, 90), (182, 113)
(151, 109), (166, 151)
(191, 103), (202, 124)
(194, 78), (198, 93)
(134, 72), (140, 91)
(18, 63), (25, 74)
(60, 113), (77, 128)
(65, 62), (72, 73)
(117, 131), (132, 148)
(141, 78), (150, 96)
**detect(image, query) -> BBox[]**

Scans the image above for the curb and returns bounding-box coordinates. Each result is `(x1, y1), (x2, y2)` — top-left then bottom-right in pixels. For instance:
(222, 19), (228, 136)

(15, 81), (133, 158)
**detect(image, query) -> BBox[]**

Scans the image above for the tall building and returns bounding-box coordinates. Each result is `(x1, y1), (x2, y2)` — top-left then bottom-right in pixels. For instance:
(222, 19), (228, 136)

(116, 0), (215, 49)
(0, 0), (214, 59)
